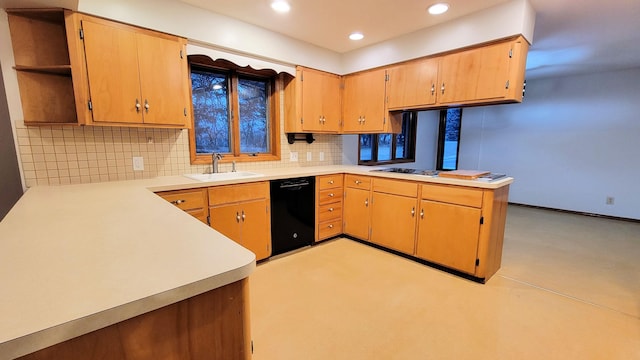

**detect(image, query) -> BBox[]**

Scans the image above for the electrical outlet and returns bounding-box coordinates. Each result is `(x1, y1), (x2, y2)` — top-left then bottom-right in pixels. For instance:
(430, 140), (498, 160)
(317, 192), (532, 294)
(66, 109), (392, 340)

(606, 196), (615, 205)
(290, 152), (298, 162)
(132, 156), (144, 171)
(319, 152), (325, 161)
(306, 152), (312, 161)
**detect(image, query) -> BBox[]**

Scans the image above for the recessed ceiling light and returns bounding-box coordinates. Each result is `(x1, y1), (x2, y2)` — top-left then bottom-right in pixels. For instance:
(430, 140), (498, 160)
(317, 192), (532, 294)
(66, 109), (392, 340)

(271, 0), (290, 13)
(349, 32), (364, 41)
(428, 3), (449, 15)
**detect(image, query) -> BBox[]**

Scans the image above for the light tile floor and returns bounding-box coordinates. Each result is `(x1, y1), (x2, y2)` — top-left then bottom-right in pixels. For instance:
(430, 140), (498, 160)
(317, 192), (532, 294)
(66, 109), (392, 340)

(249, 205), (640, 359)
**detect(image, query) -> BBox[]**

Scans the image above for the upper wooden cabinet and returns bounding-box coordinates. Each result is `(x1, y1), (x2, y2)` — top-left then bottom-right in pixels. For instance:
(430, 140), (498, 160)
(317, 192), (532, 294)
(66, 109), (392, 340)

(284, 67), (341, 133)
(386, 58), (439, 110)
(342, 68), (401, 133)
(7, 9), (191, 128)
(385, 36), (529, 110)
(79, 15), (191, 127)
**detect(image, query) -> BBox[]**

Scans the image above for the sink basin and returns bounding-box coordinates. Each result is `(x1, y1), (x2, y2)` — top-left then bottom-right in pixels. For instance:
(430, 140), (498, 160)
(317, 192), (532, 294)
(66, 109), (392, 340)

(184, 171), (263, 182)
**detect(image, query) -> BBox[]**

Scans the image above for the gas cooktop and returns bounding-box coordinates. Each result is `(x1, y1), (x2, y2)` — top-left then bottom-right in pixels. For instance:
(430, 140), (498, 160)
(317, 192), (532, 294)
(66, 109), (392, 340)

(371, 168), (439, 176)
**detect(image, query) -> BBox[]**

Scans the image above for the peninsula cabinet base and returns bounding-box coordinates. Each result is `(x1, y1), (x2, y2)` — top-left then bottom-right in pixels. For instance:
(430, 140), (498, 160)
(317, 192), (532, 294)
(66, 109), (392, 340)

(18, 279), (251, 360)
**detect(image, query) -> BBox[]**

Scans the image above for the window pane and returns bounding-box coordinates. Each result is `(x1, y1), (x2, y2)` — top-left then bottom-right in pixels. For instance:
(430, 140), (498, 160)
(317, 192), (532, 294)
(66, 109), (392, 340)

(377, 134), (392, 161)
(190, 69), (231, 154)
(442, 108), (462, 170)
(360, 135), (373, 161)
(238, 77), (269, 154)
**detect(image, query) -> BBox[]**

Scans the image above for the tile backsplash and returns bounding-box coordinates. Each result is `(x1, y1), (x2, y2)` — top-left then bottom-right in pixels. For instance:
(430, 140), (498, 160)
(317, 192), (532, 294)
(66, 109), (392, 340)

(15, 124), (343, 187)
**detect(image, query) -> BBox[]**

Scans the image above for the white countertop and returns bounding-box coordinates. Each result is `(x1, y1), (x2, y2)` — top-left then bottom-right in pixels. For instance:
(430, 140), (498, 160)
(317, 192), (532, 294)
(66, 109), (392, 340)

(0, 165), (512, 359)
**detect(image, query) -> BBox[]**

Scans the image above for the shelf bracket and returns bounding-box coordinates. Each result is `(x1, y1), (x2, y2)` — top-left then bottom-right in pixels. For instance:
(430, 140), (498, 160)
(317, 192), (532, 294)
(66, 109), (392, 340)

(286, 133), (315, 144)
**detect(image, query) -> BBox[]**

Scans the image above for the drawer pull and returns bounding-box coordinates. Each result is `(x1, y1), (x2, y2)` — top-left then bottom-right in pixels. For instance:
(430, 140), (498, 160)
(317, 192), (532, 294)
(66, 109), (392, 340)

(328, 207), (334, 212)
(354, 180), (361, 185)
(328, 224), (334, 229)
(170, 199), (186, 205)
(328, 180), (334, 184)
(328, 193), (334, 197)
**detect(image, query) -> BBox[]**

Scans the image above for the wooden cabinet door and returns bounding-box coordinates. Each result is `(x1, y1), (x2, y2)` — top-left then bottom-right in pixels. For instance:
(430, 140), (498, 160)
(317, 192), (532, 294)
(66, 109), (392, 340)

(415, 200), (482, 275)
(209, 204), (242, 244)
(81, 19), (142, 124)
(387, 58), (439, 110)
(300, 68), (325, 132)
(298, 68), (341, 133)
(438, 41), (512, 104)
(472, 41), (512, 101)
(240, 199), (271, 261)
(320, 72), (342, 132)
(343, 187), (370, 240)
(137, 32), (189, 126)
(370, 192), (417, 254)
(342, 69), (386, 133)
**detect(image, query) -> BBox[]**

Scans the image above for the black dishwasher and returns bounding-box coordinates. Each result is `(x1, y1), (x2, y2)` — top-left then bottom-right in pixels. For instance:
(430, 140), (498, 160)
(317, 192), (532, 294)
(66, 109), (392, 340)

(270, 177), (315, 256)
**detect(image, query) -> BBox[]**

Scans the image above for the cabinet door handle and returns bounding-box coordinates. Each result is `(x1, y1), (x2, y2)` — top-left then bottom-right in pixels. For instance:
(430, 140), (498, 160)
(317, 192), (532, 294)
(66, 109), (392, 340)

(144, 99), (150, 113)
(441, 82), (445, 94)
(431, 83), (435, 95)
(362, 116), (365, 124)
(135, 99), (141, 113)
(170, 199), (185, 205)
(241, 210), (246, 222)
(236, 211), (240, 223)
(420, 208), (424, 219)
(364, 198), (369, 207)
(411, 207), (415, 217)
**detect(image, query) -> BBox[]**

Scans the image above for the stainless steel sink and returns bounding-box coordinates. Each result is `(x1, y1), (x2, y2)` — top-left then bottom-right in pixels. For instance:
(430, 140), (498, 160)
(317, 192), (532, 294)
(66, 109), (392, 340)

(184, 171), (263, 182)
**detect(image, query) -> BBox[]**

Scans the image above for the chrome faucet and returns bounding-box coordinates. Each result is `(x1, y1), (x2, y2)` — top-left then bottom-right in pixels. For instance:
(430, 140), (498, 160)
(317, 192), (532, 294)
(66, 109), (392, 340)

(212, 153), (222, 173)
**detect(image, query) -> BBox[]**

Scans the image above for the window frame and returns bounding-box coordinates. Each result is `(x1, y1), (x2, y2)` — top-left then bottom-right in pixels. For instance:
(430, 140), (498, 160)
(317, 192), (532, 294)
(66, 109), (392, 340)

(357, 111), (417, 166)
(188, 57), (281, 165)
(436, 108), (462, 171)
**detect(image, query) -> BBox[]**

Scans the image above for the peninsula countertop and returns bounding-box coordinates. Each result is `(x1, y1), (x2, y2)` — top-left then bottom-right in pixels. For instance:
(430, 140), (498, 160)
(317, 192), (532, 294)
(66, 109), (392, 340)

(0, 165), (512, 359)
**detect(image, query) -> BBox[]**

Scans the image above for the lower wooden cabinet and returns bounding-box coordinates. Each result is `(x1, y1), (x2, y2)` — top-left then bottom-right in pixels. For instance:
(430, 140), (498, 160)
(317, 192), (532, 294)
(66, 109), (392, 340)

(415, 200), (482, 274)
(209, 182), (271, 261)
(343, 175), (372, 240)
(369, 178), (419, 254)
(156, 188), (208, 224)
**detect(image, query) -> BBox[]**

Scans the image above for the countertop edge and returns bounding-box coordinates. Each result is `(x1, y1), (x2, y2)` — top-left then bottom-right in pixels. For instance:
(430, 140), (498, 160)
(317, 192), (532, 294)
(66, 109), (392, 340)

(1, 260), (255, 360)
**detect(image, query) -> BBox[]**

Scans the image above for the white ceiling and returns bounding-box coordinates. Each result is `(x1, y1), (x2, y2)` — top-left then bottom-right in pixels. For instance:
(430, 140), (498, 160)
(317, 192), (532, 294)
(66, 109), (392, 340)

(180, 0), (640, 79)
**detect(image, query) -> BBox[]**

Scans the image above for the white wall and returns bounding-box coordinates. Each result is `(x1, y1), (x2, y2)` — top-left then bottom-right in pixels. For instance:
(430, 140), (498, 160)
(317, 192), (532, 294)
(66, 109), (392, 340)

(458, 67), (640, 220)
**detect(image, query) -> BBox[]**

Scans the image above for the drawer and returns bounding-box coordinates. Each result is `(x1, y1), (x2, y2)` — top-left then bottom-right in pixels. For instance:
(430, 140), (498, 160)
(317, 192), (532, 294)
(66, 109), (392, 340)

(318, 188), (342, 205)
(421, 184), (483, 208)
(344, 174), (371, 189)
(318, 201), (343, 222)
(317, 174), (343, 190)
(156, 188), (207, 211)
(209, 181), (269, 206)
(318, 219), (342, 240)
(372, 178), (418, 197)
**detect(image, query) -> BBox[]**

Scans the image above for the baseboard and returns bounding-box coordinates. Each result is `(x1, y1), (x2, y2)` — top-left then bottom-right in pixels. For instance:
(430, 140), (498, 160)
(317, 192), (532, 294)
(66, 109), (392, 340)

(508, 202), (640, 224)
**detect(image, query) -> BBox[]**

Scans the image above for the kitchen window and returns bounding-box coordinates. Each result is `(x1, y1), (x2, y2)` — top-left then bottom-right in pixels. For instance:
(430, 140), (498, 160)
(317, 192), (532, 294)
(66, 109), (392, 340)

(188, 57), (281, 164)
(358, 112), (417, 165)
(436, 108), (462, 170)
